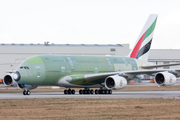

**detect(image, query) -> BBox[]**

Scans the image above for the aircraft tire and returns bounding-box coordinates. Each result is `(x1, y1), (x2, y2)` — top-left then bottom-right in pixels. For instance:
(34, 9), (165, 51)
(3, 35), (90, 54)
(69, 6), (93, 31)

(71, 89), (75, 94)
(99, 89), (102, 94)
(87, 90), (90, 94)
(26, 90), (31, 95)
(105, 90), (108, 94)
(68, 89), (71, 94)
(79, 89), (83, 94)
(108, 90), (112, 94)
(90, 89), (94, 94)
(64, 90), (68, 94)
(83, 90), (87, 94)
(95, 89), (98, 94)
(102, 90), (105, 94)
(23, 90), (26, 95)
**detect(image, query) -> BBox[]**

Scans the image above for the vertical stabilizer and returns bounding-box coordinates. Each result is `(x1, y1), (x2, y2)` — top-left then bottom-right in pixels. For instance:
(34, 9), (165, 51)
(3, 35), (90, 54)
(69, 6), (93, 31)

(128, 14), (158, 61)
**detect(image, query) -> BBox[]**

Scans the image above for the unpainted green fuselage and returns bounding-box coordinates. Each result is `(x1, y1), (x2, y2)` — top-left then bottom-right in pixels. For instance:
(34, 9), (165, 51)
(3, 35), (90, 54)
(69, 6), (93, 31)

(17, 55), (151, 87)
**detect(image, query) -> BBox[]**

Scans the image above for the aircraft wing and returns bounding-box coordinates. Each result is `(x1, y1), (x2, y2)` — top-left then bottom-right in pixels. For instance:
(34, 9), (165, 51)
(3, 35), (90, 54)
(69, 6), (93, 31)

(63, 69), (175, 85)
(140, 63), (180, 69)
(113, 69), (180, 79)
(84, 69), (173, 81)
(83, 69), (162, 80)
(120, 69), (168, 76)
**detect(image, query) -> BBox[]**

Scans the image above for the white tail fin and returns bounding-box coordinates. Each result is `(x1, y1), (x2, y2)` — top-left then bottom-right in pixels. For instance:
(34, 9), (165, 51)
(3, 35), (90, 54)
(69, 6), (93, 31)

(128, 14), (158, 61)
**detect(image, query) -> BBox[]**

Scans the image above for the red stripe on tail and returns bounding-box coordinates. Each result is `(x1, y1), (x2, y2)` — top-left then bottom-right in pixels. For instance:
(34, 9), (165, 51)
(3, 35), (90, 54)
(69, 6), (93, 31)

(130, 31), (147, 58)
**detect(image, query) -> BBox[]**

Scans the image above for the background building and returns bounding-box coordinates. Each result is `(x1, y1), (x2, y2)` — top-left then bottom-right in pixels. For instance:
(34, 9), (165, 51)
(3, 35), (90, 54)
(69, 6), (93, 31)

(0, 43), (180, 79)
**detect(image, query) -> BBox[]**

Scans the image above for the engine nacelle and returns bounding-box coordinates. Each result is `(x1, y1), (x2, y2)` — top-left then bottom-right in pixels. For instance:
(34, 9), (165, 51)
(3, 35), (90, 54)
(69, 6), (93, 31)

(155, 72), (176, 86)
(17, 83), (38, 90)
(3, 73), (17, 87)
(105, 75), (127, 90)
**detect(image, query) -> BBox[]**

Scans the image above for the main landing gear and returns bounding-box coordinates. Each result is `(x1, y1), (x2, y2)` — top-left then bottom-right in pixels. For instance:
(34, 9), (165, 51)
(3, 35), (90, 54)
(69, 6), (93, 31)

(63, 88), (112, 95)
(79, 88), (112, 95)
(64, 89), (75, 95)
(23, 90), (31, 95)
(79, 89), (94, 94)
(94, 89), (112, 94)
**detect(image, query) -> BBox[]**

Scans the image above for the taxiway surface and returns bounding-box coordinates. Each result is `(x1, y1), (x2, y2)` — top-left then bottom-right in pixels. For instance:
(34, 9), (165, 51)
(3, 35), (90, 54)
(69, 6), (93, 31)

(0, 91), (180, 99)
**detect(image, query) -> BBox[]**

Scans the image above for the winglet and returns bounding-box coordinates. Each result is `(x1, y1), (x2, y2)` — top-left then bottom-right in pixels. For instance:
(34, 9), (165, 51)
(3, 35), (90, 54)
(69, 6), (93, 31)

(128, 14), (158, 61)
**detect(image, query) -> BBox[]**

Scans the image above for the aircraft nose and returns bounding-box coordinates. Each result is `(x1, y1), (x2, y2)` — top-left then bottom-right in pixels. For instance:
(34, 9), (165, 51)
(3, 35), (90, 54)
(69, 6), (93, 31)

(13, 71), (21, 82)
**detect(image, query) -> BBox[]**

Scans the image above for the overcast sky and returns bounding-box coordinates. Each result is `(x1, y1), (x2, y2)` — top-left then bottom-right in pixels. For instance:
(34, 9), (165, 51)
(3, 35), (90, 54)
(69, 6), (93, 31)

(0, 0), (180, 49)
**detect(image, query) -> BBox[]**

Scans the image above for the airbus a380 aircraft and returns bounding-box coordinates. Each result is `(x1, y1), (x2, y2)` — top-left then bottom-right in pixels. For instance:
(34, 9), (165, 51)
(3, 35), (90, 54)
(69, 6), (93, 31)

(3, 14), (180, 95)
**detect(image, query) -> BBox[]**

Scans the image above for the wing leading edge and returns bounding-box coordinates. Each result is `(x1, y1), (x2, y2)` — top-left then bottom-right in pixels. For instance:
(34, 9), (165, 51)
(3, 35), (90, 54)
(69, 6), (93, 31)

(140, 63), (180, 69)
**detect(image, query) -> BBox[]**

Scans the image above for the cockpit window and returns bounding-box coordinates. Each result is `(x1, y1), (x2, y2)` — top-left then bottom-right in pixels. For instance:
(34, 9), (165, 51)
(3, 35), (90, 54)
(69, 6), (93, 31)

(20, 66), (30, 69)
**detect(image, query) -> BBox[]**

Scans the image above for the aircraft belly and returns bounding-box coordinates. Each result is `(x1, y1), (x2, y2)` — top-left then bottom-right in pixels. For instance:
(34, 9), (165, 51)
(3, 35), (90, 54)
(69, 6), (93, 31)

(56, 76), (102, 88)
(58, 83), (101, 88)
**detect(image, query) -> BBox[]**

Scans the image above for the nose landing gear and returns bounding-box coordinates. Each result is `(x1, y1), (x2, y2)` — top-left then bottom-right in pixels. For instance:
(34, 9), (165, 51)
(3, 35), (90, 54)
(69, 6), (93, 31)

(23, 90), (31, 95)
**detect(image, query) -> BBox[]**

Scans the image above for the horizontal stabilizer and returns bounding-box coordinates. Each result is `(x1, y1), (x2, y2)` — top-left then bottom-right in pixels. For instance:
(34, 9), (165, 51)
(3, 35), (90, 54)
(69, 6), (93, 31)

(140, 63), (180, 69)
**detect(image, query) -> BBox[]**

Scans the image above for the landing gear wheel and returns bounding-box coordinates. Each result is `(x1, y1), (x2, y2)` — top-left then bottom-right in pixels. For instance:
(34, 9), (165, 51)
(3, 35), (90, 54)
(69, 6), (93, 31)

(71, 89), (75, 94)
(64, 90), (68, 94)
(95, 89), (98, 94)
(105, 90), (108, 94)
(23, 90), (26, 95)
(26, 90), (31, 95)
(99, 89), (102, 94)
(83, 89), (87, 94)
(87, 89), (90, 94)
(68, 89), (72, 94)
(79, 89), (83, 94)
(90, 89), (94, 94)
(101, 90), (105, 94)
(108, 90), (112, 94)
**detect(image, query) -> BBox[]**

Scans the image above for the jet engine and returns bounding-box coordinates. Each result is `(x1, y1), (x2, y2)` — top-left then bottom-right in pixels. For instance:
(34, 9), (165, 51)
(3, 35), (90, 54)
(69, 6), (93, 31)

(3, 73), (17, 87)
(17, 83), (38, 90)
(155, 72), (176, 86)
(105, 75), (127, 90)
